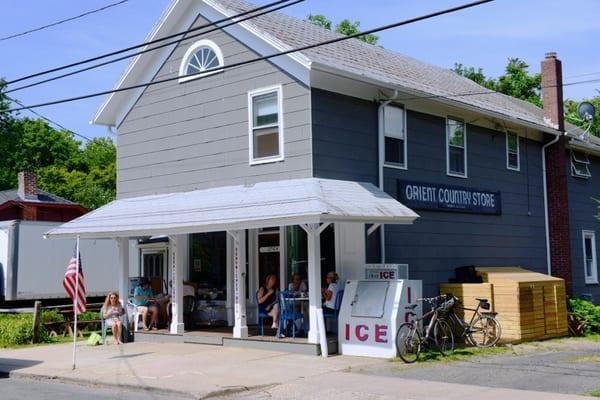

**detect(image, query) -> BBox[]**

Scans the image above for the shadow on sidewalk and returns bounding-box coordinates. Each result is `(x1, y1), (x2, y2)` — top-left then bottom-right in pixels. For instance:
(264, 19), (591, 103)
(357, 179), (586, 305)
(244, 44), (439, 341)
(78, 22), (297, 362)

(0, 358), (42, 378)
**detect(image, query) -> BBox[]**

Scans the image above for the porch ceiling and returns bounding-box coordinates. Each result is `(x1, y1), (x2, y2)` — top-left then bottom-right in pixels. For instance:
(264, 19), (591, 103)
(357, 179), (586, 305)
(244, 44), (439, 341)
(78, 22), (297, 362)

(45, 178), (419, 239)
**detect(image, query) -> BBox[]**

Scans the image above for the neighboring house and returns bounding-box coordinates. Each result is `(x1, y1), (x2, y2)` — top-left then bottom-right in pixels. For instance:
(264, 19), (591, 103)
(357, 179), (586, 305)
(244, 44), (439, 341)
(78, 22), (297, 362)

(0, 172), (119, 303)
(49, 0), (599, 345)
(0, 171), (86, 222)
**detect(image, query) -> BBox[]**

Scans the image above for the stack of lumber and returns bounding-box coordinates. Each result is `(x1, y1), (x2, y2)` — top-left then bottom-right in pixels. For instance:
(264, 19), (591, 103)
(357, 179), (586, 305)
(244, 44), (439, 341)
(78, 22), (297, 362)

(439, 283), (494, 322)
(440, 267), (568, 343)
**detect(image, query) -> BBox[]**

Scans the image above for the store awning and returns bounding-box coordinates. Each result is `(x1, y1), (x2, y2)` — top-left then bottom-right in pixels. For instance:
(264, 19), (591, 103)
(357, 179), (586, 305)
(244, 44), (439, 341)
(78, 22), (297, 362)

(45, 178), (419, 239)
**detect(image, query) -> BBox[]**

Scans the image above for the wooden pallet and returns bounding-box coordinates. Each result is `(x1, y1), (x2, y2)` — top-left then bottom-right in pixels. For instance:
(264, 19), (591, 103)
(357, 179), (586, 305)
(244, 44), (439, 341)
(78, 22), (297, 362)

(441, 267), (568, 343)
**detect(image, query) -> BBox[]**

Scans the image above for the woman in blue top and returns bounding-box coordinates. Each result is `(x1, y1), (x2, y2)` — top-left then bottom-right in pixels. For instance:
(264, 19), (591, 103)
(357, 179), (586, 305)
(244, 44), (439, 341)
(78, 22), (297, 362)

(257, 274), (279, 330)
(133, 278), (159, 330)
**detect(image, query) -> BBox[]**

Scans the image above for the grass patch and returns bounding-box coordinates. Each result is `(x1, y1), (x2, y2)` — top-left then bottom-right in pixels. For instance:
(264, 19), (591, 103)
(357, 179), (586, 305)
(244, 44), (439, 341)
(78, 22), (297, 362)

(391, 344), (513, 363)
(589, 389), (600, 397)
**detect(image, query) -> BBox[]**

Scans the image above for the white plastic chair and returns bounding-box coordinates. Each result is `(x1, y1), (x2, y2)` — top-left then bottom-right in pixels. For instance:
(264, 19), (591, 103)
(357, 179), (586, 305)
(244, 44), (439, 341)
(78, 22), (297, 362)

(127, 300), (144, 331)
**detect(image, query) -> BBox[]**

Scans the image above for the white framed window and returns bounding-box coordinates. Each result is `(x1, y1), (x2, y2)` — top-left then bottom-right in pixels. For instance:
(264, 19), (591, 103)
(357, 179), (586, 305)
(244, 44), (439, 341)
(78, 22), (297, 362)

(248, 85), (284, 164)
(446, 117), (467, 178)
(582, 230), (599, 284)
(571, 150), (591, 179)
(383, 104), (407, 169)
(506, 131), (520, 171)
(178, 39), (224, 83)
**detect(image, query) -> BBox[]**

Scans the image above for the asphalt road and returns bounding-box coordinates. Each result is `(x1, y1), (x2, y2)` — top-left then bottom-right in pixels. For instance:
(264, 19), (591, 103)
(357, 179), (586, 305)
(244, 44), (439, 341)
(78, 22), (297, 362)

(356, 340), (600, 396)
(0, 376), (193, 400)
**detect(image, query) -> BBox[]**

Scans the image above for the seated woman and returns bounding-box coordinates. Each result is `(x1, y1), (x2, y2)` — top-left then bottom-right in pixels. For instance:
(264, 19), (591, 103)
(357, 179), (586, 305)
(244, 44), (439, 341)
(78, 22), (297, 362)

(288, 273), (307, 293)
(322, 271), (340, 314)
(133, 277), (159, 330)
(257, 274), (279, 330)
(102, 292), (124, 344)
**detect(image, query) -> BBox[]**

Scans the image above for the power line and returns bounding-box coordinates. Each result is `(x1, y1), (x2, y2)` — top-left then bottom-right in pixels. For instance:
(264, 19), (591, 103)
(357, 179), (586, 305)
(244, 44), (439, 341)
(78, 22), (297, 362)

(6, 0), (304, 94)
(5, 95), (92, 142)
(1, 0), (495, 114)
(565, 71), (600, 80)
(0, 0), (130, 42)
(5, 0), (296, 86)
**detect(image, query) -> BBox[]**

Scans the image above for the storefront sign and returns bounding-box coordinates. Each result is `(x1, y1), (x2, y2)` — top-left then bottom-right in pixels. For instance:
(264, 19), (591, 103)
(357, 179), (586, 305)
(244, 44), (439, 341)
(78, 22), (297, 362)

(259, 246), (280, 253)
(397, 180), (501, 215)
(365, 264), (408, 280)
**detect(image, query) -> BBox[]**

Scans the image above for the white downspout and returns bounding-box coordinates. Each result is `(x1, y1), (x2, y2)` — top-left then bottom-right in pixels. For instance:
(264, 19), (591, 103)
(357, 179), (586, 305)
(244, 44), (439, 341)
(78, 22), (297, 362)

(542, 133), (561, 275)
(378, 90), (399, 263)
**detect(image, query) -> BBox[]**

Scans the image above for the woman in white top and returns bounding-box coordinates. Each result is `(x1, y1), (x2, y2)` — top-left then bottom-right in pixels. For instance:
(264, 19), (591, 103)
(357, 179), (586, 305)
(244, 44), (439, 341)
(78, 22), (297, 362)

(322, 271), (340, 313)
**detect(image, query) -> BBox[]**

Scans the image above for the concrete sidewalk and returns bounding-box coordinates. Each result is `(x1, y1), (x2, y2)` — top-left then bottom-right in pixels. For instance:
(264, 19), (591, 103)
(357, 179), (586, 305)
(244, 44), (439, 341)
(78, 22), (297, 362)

(0, 341), (594, 399)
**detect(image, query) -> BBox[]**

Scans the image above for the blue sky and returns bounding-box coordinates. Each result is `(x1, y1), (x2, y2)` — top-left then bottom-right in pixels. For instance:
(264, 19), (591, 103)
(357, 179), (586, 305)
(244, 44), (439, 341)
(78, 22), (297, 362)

(1, 0), (599, 140)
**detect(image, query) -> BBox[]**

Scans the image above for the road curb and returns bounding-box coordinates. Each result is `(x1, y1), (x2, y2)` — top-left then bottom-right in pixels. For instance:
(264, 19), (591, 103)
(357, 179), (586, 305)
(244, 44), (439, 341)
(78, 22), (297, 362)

(1, 369), (272, 399)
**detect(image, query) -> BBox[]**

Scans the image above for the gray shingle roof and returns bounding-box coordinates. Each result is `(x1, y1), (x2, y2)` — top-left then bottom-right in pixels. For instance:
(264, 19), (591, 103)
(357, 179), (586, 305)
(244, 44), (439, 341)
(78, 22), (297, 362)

(212, 0), (560, 132)
(0, 188), (76, 206)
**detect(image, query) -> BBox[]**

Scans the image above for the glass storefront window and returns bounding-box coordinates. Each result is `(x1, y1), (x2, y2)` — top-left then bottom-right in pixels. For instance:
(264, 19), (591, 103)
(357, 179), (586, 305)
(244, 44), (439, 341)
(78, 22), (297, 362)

(285, 225), (336, 290)
(189, 232), (227, 301)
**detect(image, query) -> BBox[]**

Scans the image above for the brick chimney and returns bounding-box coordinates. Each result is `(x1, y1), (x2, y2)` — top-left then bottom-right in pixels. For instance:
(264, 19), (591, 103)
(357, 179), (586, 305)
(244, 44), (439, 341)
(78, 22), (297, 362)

(17, 171), (38, 200)
(542, 52), (572, 294)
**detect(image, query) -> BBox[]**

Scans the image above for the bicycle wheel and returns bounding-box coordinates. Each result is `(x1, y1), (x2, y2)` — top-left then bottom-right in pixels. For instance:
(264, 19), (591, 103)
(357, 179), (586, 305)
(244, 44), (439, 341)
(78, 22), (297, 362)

(468, 315), (501, 348)
(396, 322), (421, 363)
(433, 319), (454, 356)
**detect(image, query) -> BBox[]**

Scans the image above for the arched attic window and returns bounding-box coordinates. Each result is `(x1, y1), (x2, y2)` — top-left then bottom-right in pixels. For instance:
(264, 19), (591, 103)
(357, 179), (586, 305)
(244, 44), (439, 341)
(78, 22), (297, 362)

(178, 39), (224, 83)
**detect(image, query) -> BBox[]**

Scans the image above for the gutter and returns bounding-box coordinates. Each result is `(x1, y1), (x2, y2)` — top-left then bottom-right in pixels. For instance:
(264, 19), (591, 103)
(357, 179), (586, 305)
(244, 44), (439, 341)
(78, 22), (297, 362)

(542, 133), (561, 275)
(378, 90), (399, 263)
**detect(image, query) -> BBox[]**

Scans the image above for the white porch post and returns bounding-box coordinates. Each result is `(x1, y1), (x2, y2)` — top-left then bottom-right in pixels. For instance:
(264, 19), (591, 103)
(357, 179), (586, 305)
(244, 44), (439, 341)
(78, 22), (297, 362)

(301, 223), (330, 345)
(169, 235), (185, 334)
(116, 238), (129, 305)
(228, 230), (248, 338)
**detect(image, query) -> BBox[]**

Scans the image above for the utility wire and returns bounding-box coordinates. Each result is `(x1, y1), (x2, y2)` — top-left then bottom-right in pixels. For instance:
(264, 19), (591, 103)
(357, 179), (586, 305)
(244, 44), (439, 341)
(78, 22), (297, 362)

(1, 0), (495, 113)
(6, 0), (304, 94)
(5, 95), (92, 142)
(0, 0), (130, 42)
(5, 0), (295, 85)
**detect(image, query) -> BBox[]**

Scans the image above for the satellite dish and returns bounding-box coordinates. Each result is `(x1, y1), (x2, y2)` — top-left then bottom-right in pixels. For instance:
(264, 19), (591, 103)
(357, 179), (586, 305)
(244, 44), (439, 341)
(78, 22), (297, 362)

(577, 102), (596, 123)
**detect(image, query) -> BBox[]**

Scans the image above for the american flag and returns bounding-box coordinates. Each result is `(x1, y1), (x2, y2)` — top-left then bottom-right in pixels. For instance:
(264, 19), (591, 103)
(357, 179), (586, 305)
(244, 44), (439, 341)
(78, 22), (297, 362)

(63, 248), (86, 314)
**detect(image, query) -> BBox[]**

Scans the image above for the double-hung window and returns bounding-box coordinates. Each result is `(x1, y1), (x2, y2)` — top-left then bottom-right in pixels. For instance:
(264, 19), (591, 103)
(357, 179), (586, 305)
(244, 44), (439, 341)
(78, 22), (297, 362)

(582, 231), (598, 284)
(248, 86), (283, 164)
(446, 118), (467, 177)
(506, 132), (520, 171)
(383, 105), (407, 168)
(571, 150), (591, 178)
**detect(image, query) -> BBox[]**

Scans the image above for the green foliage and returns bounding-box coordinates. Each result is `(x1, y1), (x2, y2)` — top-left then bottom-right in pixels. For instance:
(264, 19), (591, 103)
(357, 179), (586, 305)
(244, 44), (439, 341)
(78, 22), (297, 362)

(0, 313), (50, 347)
(0, 88), (116, 209)
(306, 14), (331, 30)
(568, 298), (600, 334)
(565, 93), (600, 138)
(40, 309), (65, 324)
(453, 58), (542, 107)
(306, 15), (379, 45)
(454, 58), (600, 136)
(78, 311), (101, 321)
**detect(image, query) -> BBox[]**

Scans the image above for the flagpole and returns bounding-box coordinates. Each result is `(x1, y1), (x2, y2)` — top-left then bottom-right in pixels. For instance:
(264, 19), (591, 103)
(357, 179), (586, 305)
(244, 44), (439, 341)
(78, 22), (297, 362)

(72, 235), (80, 370)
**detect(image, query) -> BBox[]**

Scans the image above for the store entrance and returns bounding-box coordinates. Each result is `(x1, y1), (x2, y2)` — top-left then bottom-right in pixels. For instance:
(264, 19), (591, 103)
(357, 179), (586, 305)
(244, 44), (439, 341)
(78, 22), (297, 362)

(257, 228), (281, 289)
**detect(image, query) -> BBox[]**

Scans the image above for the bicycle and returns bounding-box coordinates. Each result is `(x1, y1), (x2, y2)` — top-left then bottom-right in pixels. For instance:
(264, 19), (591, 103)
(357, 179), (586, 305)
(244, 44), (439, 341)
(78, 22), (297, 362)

(441, 294), (501, 348)
(395, 295), (455, 363)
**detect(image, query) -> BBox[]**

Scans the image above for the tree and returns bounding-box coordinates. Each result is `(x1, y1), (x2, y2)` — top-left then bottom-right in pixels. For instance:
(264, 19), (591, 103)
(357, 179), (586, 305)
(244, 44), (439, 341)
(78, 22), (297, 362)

(453, 58), (600, 136)
(0, 86), (117, 209)
(306, 14), (379, 45)
(564, 94), (600, 138)
(306, 14), (331, 30)
(453, 58), (541, 107)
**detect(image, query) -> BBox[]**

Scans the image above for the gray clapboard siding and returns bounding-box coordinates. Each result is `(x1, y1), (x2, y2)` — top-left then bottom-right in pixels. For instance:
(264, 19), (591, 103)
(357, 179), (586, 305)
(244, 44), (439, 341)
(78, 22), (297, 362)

(116, 13), (312, 198)
(567, 152), (600, 302)
(311, 89), (379, 184)
(311, 89), (548, 297)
